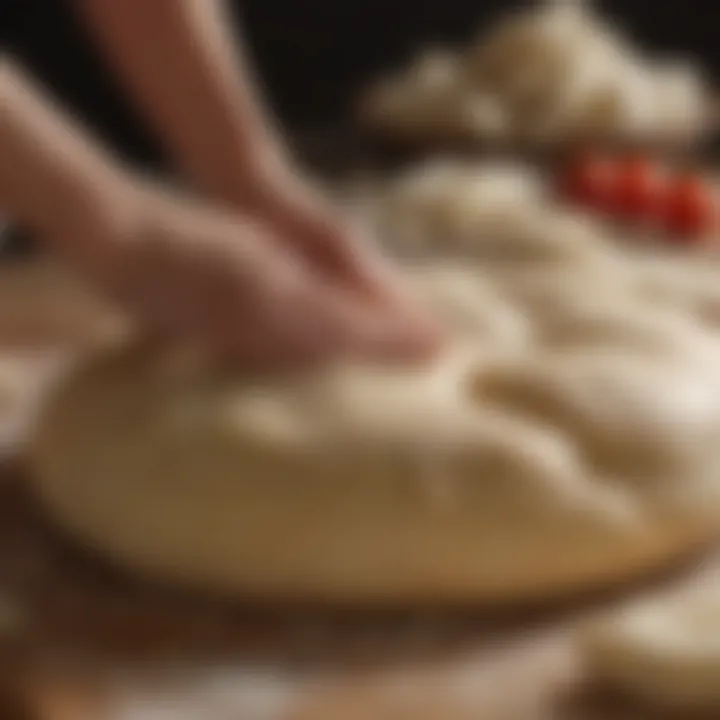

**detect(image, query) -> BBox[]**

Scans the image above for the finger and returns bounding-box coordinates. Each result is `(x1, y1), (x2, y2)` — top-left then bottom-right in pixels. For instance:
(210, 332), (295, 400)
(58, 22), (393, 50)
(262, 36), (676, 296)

(347, 255), (449, 346)
(211, 240), (350, 369)
(206, 219), (444, 369)
(303, 280), (446, 365)
(352, 311), (445, 362)
(252, 173), (423, 310)
(278, 205), (367, 279)
(258, 182), (383, 287)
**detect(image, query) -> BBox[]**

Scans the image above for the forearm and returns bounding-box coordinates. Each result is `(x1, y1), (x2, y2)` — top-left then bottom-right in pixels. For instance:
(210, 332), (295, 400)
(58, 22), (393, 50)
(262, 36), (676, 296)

(0, 59), (131, 267)
(72, 0), (283, 204)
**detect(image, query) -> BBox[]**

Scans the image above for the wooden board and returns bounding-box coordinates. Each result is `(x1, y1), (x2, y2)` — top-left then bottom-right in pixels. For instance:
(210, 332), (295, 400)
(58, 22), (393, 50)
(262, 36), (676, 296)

(0, 262), (718, 720)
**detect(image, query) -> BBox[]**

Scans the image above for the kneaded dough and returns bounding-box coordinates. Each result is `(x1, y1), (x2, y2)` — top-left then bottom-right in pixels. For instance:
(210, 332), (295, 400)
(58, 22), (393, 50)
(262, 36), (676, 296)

(365, 160), (628, 278)
(29, 261), (720, 602)
(579, 593), (720, 708)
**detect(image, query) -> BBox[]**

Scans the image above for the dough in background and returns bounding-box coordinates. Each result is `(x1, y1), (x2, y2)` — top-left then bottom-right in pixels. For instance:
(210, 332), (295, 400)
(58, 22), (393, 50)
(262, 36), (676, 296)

(362, 159), (619, 267)
(360, 0), (713, 147)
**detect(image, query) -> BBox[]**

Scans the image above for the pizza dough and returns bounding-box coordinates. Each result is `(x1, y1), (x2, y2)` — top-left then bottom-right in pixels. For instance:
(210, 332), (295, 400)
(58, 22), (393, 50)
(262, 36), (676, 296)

(579, 593), (720, 708)
(28, 255), (720, 602)
(364, 159), (623, 270)
(359, 0), (713, 147)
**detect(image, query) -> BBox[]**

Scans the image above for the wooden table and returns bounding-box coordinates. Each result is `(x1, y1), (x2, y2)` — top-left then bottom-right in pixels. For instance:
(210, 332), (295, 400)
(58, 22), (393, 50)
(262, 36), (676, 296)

(0, 263), (717, 720)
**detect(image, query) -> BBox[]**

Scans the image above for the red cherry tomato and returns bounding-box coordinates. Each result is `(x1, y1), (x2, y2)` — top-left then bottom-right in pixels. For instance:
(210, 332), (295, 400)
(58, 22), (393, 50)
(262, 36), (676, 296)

(609, 156), (668, 220)
(662, 175), (717, 239)
(559, 153), (618, 210)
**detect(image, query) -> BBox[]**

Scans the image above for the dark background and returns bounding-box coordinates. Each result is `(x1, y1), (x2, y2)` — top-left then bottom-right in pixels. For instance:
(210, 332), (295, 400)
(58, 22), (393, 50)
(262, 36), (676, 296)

(3, 0), (719, 169)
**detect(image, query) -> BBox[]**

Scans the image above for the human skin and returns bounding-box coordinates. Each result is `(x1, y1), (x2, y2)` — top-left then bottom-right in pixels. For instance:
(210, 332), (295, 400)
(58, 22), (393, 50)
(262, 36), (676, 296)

(70, 0), (396, 294)
(0, 58), (440, 367)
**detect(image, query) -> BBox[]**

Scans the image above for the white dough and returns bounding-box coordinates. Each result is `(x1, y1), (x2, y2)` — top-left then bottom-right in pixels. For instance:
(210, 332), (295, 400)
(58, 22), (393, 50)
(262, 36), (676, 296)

(652, 61), (708, 142)
(29, 256), (720, 602)
(579, 594), (720, 708)
(360, 0), (712, 147)
(368, 160), (620, 269)
(27, 157), (720, 603)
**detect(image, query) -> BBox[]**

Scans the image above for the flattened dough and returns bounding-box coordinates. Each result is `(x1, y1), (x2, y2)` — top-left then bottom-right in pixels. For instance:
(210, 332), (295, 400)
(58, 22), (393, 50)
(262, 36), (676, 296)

(29, 262), (720, 602)
(580, 593), (720, 708)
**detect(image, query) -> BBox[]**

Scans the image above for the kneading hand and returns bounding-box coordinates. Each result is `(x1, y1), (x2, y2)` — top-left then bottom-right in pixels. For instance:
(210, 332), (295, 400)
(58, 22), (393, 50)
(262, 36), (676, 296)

(64, 181), (442, 370)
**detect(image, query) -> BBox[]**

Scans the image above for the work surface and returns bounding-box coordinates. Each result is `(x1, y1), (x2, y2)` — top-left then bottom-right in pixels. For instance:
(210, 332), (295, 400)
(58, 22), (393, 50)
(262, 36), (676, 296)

(0, 255), (718, 720)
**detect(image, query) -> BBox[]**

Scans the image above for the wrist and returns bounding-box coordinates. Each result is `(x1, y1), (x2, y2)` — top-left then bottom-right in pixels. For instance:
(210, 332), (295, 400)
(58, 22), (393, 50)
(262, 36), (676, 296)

(0, 60), (140, 269)
(46, 167), (135, 256)
(46, 171), (151, 306)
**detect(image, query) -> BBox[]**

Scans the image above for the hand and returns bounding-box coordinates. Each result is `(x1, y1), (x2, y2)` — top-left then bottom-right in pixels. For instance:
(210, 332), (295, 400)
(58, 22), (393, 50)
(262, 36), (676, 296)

(66, 0), (437, 331)
(226, 155), (438, 322)
(55, 180), (441, 370)
(0, 57), (441, 370)
(241, 160), (374, 285)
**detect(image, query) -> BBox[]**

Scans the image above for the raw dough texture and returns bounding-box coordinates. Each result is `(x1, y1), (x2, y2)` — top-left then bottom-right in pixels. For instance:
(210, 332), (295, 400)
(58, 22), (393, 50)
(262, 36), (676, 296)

(359, 0), (712, 147)
(29, 257), (720, 602)
(579, 593), (720, 708)
(364, 160), (621, 269)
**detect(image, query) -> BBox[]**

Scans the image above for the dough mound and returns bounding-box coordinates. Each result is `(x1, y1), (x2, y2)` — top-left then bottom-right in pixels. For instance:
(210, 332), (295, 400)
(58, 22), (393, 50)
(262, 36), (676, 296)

(364, 159), (621, 269)
(29, 263), (720, 602)
(359, 0), (712, 148)
(579, 594), (720, 708)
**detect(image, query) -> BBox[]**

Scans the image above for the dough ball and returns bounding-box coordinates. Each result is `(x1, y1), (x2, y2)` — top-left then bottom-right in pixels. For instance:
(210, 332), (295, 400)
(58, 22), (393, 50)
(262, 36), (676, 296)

(561, 65), (658, 141)
(371, 159), (545, 240)
(367, 160), (620, 270)
(454, 93), (509, 141)
(360, 0), (712, 148)
(467, 0), (595, 91)
(360, 49), (480, 142)
(29, 265), (720, 603)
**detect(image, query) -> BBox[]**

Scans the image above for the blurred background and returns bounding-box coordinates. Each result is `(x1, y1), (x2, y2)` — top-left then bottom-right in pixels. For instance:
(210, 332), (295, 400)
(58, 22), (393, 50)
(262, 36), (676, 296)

(1, 0), (718, 251)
